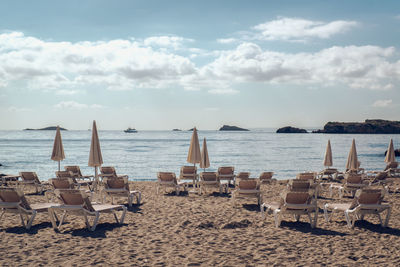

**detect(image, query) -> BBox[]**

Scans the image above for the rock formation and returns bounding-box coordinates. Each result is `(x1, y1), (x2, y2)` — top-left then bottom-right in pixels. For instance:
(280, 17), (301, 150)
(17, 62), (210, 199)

(276, 126), (307, 133)
(313, 120), (400, 134)
(219, 125), (249, 131)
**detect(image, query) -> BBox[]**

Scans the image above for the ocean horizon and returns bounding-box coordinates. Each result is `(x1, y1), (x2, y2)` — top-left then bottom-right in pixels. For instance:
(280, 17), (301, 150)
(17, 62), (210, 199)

(0, 129), (397, 181)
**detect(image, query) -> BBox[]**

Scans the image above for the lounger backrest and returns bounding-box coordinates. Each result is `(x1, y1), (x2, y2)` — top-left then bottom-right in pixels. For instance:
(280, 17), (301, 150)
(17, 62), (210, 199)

(56, 189), (94, 212)
(19, 172), (40, 183)
(200, 172), (218, 181)
(157, 172), (176, 182)
(284, 191), (311, 205)
(104, 177), (129, 190)
(384, 162), (398, 171)
(296, 172), (315, 181)
(289, 180), (311, 191)
(356, 189), (384, 205)
(64, 166), (82, 178)
(101, 166), (117, 176)
(345, 173), (362, 184)
(0, 188), (31, 210)
(180, 166), (197, 178)
(236, 172), (250, 180)
(56, 171), (72, 178)
(238, 179), (257, 190)
(259, 172), (273, 180)
(51, 178), (74, 189)
(218, 167), (234, 175)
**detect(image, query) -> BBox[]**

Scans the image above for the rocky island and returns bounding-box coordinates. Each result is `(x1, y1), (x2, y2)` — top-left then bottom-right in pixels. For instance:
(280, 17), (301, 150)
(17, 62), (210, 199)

(312, 119), (400, 134)
(219, 125), (249, 131)
(276, 126), (308, 133)
(24, 126), (68, 131)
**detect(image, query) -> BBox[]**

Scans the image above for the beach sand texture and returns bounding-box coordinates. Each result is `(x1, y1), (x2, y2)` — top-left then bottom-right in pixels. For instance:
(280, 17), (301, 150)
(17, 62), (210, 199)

(1, 181), (400, 266)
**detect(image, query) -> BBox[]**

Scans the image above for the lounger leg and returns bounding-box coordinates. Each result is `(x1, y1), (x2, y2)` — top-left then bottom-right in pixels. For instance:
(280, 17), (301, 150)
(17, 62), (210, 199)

(48, 208), (58, 230)
(136, 192), (141, 205)
(0, 210), (4, 221)
(323, 204), (330, 222)
(119, 206), (127, 224)
(377, 213), (383, 226)
(313, 210), (318, 228)
(89, 212), (100, 231)
(274, 210), (281, 228)
(329, 185), (333, 198)
(260, 203), (266, 219)
(19, 213), (26, 228)
(26, 211), (37, 230)
(344, 211), (353, 228)
(59, 211), (67, 228)
(294, 214), (300, 222)
(384, 207), (391, 227)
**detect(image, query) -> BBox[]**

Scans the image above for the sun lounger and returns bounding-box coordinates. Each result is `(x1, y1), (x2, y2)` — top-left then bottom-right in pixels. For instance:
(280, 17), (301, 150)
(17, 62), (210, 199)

(48, 189), (126, 231)
(318, 168), (339, 181)
(329, 173), (367, 198)
(0, 187), (58, 229)
(198, 172), (224, 195)
(64, 165), (94, 181)
(217, 166), (235, 186)
(156, 172), (187, 195)
(19, 172), (47, 194)
(258, 172), (275, 184)
(179, 166), (198, 188)
(324, 188), (391, 228)
(102, 177), (141, 207)
(232, 179), (262, 206)
(99, 166), (128, 180)
(56, 171), (93, 191)
(261, 190), (318, 228)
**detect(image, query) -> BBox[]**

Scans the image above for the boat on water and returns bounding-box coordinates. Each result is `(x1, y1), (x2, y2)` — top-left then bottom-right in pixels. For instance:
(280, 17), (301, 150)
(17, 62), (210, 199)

(124, 127), (137, 133)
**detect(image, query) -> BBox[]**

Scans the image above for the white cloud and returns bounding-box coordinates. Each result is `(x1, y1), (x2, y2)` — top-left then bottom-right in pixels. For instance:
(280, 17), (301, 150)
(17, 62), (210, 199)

(0, 32), (197, 92)
(372, 99), (392, 107)
(203, 42), (400, 90)
(252, 17), (358, 41)
(143, 36), (194, 50)
(217, 38), (238, 44)
(1, 31), (399, 95)
(53, 101), (104, 110)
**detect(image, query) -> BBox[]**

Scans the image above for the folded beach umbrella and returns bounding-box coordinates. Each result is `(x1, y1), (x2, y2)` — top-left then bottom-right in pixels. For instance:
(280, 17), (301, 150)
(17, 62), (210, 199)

(323, 139), (333, 167)
(200, 137), (210, 171)
(385, 139), (396, 163)
(51, 125), (65, 171)
(187, 127), (201, 166)
(346, 139), (358, 171)
(88, 120), (103, 187)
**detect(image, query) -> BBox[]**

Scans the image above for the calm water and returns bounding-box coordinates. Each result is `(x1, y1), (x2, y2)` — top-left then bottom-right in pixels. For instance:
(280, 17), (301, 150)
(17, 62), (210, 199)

(0, 129), (398, 181)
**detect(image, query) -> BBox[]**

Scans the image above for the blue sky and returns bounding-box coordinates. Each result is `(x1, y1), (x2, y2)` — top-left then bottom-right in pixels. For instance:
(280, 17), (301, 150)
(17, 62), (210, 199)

(0, 0), (399, 130)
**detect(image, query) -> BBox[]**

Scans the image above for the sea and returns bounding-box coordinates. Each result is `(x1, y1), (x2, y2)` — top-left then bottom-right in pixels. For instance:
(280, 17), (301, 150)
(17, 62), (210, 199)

(0, 129), (398, 181)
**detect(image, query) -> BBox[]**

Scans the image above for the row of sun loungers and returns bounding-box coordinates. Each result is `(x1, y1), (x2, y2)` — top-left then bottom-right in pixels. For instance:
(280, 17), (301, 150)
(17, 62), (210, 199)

(1, 164), (398, 232)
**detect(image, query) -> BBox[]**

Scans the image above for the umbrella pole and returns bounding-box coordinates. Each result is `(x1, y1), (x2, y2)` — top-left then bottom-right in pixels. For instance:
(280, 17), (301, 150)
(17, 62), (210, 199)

(94, 166), (98, 192)
(58, 161), (60, 172)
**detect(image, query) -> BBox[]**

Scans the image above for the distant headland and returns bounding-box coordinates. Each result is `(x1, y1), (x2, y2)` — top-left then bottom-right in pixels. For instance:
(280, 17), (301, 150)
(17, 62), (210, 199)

(312, 119), (400, 134)
(219, 125), (249, 131)
(24, 126), (68, 131)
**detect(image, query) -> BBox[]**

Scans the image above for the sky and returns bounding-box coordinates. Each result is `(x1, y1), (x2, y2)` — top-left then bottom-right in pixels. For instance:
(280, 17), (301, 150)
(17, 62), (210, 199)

(0, 0), (399, 130)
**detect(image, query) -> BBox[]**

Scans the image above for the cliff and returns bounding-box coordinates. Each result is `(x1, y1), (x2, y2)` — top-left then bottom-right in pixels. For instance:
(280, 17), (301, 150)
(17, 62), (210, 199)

(312, 120), (400, 134)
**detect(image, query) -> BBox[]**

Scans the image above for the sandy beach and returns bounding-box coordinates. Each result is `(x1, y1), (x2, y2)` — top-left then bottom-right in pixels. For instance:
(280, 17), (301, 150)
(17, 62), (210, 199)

(1, 181), (400, 266)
